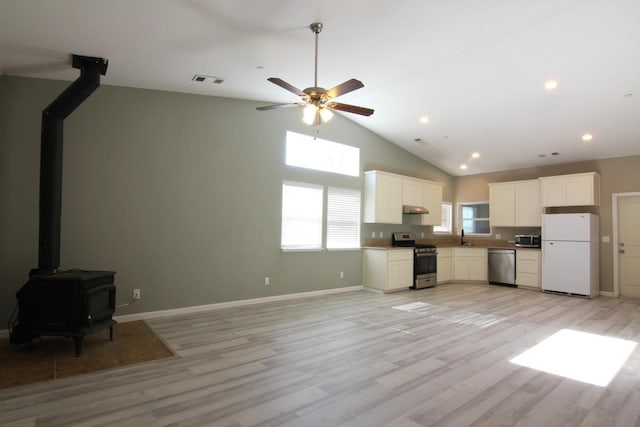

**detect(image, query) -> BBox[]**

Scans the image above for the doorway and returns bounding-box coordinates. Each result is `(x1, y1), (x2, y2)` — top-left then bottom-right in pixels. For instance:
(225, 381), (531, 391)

(613, 193), (640, 297)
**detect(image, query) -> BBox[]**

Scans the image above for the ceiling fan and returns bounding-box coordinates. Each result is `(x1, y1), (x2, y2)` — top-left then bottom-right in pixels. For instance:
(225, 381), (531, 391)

(257, 22), (374, 126)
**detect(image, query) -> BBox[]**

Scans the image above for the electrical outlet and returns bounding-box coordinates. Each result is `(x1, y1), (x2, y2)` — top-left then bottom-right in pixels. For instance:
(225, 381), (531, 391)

(264, 277), (270, 285)
(371, 231), (376, 238)
(496, 233), (501, 240)
(379, 231), (383, 238)
(340, 271), (344, 279)
(133, 289), (141, 300)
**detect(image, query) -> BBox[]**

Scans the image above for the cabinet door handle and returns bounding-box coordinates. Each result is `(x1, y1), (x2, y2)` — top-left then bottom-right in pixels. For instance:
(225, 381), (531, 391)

(620, 249), (625, 254)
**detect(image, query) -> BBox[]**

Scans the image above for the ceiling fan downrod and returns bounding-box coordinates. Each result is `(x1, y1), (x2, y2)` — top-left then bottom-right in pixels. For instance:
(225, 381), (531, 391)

(310, 23), (323, 89)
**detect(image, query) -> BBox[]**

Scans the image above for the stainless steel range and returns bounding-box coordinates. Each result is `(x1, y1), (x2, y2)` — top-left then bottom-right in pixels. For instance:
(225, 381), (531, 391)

(392, 232), (437, 289)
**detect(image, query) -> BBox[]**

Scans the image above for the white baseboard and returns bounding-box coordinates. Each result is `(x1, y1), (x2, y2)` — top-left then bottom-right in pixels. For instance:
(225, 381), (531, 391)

(599, 291), (616, 297)
(114, 285), (364, 323)
(0, 286), (364, 337)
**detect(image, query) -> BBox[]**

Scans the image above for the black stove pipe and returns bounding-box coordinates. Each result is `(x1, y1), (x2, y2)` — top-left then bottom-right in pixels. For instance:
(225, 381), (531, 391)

(34, 54), (108, 275)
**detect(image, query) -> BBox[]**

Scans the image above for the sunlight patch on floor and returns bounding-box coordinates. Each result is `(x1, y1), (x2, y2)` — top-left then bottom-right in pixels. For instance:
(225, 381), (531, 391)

(392, 302), (431, 312)
(510, 329), (637, 387)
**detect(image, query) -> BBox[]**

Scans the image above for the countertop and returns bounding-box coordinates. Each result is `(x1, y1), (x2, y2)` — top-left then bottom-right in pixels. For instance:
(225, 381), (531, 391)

(363, 241), (541, 251)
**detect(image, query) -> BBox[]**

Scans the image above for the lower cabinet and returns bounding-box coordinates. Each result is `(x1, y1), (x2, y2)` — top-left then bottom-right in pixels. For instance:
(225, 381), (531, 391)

(516, 250), (541, 288)
(453, 248), (488, 281)
(437, 248), (453, 283)
(363, 248), (413, 291)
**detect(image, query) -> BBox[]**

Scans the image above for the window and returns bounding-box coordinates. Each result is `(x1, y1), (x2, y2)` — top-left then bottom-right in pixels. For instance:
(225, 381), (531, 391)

(459, 202), (490, 234)
(433, 202), (452, 234)
(281, 182), (323, 250)
(286, 131), (359, 177)
(327, 187), (361, 249)
(281, 183), (361, 251)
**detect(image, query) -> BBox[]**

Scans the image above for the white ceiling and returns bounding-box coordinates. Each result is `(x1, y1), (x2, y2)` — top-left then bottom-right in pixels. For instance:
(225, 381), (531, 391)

(2, 0), (639, 176)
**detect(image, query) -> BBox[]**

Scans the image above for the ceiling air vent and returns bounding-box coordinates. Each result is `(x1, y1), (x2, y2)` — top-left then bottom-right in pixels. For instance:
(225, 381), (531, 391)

(192, 75), (224, 84)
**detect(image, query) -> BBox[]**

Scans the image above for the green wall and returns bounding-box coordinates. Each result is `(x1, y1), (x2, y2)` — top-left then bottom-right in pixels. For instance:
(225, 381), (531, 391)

(0, 75), (452, 323)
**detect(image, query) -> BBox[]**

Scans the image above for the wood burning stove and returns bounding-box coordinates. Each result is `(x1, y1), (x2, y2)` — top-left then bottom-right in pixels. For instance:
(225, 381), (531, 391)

(9, 54), (117, 356)
(12, 270), (116, 356)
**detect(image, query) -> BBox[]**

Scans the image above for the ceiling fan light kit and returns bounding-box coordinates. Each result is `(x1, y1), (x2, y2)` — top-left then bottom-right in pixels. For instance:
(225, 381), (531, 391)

(257, 22), (374, 126)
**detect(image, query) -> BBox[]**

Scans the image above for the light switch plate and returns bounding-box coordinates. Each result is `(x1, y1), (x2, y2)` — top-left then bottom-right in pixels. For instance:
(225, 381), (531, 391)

(602, 236), (610, 243)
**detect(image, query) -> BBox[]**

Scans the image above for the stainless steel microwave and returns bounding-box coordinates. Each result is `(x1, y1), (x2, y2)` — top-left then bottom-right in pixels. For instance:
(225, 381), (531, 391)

(515, 234), (541, 248)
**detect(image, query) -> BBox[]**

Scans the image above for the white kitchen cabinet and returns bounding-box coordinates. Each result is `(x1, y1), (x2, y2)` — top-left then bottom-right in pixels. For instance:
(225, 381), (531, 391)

(539, 172), (600, 207)
(364, 170), (403, 224)
(363, 248), (413, 291)
(489, 179), (540, 227)
(453, 247), (488, 281)
(411, 181), (444, 226)
(489, 183), (516, 226)
(515, 180), (542, 226)
(516, 249), (540, 288)
(402, 178), (424, 207)
(437, 247), (453, 283)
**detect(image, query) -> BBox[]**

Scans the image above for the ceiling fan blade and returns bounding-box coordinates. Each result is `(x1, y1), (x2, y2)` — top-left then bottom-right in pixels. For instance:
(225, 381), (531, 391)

(267, 77), (306, 97)
(327, 102), (374, 117)
(325, 79), (364, 99)
(256, 102), (303, 111)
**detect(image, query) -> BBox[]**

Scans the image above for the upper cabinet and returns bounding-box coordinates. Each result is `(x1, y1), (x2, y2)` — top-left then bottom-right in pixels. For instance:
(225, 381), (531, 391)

(364, 170), (403, 224)
(489, 182), (515, 226)
(489, 179), (541, 227)
(364, 170), (444, 225)
(402, 178), (424, 207)
(411, 181), (444, 226)
(539, 172), (600, 207)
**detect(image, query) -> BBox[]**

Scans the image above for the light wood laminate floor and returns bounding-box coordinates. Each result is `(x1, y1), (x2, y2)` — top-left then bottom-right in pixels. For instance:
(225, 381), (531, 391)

(2, 283), (640, 426)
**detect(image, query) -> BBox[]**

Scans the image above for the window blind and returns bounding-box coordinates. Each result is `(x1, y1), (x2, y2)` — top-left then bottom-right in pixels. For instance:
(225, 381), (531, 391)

(326, 187), (361, 249)
(434, 202), (452, 234)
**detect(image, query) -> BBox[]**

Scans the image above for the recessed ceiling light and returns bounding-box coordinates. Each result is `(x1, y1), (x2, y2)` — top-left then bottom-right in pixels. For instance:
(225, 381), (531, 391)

(582, 133), (593, 141)
(544, 80), (558, 90)
(460, 164), (468, 170)
(624, 93), (633, 98)
(471, 152), (480, 159)
(551, 152), (559, 156)
(538, 154), (547, 158)
(419, 116), (430, 124)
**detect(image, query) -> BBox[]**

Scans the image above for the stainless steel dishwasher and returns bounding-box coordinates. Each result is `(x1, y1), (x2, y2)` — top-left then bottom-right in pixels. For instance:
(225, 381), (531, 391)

(488, 248), (516, 287)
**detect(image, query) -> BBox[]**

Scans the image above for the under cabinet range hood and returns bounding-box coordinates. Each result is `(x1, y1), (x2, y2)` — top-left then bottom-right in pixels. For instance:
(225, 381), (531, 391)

(403, 205), (429, 214)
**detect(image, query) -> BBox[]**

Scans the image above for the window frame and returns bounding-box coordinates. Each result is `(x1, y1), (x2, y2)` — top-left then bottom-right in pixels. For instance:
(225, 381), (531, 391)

(457, 201), (491, 235)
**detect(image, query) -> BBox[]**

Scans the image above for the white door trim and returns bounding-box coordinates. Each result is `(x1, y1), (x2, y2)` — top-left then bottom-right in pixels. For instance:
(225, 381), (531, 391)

(612, 192), (640, 297)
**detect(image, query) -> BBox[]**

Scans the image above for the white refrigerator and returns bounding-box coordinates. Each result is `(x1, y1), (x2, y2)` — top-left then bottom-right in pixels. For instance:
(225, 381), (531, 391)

(541, 213), (599, 297)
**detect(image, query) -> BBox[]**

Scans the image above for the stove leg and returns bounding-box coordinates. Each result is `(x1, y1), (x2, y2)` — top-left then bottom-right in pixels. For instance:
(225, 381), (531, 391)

(109, 325), (114, 341)
(74, 336), (83, 357)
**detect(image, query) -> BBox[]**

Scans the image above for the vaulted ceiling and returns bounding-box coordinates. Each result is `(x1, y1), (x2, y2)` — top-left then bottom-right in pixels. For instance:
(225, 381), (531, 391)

(2, 0), (639, 175)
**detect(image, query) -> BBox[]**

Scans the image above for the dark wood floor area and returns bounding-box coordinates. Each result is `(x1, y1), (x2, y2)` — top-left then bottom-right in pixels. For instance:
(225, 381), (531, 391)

(2, 283), (640, 426)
